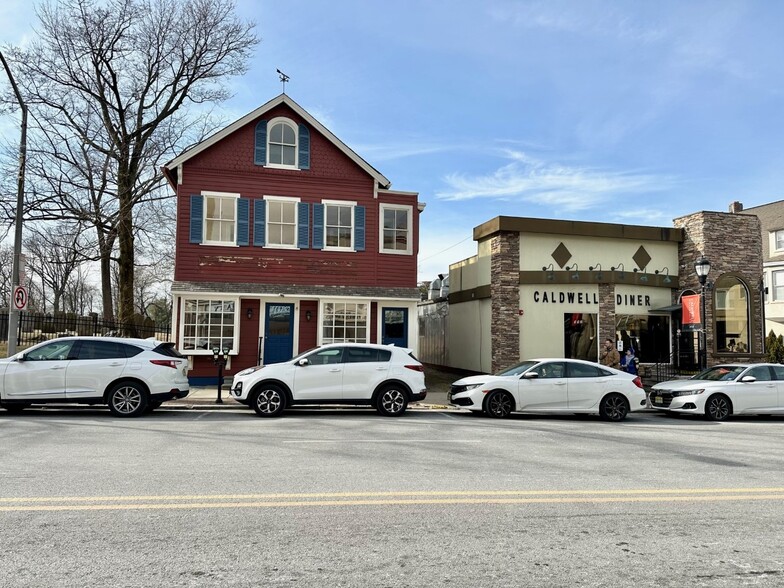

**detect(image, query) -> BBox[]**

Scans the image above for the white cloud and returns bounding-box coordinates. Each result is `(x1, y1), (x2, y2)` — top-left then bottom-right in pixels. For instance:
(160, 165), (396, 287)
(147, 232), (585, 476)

(436, 149), (674, 213)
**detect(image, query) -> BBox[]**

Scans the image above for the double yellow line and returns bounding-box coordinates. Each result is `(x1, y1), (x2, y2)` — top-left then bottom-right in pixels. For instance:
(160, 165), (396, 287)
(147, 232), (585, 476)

(2, 488), (784, 512)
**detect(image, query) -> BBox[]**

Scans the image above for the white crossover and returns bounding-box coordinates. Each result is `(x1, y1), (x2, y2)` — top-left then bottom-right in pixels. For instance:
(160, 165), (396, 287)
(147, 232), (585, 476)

(231, 343), (427, 417)
(0, 336), (189, 417)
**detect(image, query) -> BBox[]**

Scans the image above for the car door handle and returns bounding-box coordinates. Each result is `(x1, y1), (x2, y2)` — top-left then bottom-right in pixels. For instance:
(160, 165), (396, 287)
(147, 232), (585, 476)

(109, 362), (124, 367)
(50, 366), (65, 370)
(375, 367), (387, 371)
(554, 381), (566, 385)
(329, 368), (341, 373)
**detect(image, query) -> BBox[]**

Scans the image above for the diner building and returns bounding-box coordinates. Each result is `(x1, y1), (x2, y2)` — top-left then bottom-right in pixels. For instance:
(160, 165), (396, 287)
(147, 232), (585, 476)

(435, 207), (764, 374)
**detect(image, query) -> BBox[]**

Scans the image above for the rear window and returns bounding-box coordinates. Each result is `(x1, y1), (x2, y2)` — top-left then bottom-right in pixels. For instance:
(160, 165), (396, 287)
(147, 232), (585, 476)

(153, 342), (186, 358)
(567, 363), (604, 378)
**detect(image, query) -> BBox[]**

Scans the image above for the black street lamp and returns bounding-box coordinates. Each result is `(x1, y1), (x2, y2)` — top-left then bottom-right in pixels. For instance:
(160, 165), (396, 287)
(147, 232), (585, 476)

(212, 346), (231, 404)
(694, 255), (711, 370)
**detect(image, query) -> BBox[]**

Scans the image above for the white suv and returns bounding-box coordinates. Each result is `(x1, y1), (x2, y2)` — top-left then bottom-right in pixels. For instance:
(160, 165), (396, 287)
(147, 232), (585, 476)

(0, 337), (189, 417)
(231, 343), (427, 417)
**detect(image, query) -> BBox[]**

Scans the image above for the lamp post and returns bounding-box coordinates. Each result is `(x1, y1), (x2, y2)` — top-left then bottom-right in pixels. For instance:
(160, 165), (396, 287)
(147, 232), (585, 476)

(694, 255), (711, 370)
(212, 346), (231, 404)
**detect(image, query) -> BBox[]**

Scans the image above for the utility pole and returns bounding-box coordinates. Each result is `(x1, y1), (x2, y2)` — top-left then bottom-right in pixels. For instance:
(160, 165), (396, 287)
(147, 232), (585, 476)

(1, 50), (27, 356)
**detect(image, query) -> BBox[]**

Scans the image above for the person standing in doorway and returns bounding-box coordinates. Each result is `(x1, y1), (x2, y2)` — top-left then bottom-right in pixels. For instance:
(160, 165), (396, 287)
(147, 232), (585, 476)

(600, 338), (621, 369)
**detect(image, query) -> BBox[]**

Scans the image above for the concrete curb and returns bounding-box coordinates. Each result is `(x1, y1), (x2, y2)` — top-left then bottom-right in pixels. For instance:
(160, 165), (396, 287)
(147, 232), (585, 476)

(161, 401), (460, 411)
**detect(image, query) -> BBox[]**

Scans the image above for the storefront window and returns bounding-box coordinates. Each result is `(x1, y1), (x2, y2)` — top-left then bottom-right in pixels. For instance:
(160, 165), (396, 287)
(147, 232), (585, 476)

(322, 302), (368, 344)
(714, 276), (750, 353)
(563, 313), (597, 361)
(614, 315), (670, 363)
(182, 299), (236, 352)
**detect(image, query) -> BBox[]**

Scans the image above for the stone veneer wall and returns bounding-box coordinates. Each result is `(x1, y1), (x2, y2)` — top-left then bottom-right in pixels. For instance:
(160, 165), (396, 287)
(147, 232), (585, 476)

(489, 232), (520, 372)
(673, 211), (764, 364)
(597, 283), (616, 353)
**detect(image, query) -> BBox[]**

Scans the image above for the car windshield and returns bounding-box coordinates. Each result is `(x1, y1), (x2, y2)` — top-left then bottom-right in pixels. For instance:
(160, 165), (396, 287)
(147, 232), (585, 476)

(496, 360), (538, 377)
(691, 365), (746, 381)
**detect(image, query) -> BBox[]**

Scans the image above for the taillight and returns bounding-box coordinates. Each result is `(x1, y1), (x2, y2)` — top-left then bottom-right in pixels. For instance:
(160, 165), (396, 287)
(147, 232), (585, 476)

(405, 364), (425, 372)
(632, 376), (643, 389)
(150, 359), (179, 369)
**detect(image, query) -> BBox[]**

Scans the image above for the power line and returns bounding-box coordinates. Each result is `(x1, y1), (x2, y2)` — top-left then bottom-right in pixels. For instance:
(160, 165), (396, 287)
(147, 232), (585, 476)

(419, 236), (471, 262)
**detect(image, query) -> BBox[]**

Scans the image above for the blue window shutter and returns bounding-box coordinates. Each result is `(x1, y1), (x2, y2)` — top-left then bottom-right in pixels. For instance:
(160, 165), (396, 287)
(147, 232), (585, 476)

(298, 124), (310, 170)
(354, 205), (365, 251)
(237, 198), (249, 246)
(312, 204), (324, 250)
(297, 202), (310, 249)
(189, 195), (203, 244)
(253, 199), (266, 246)
(254, 120), (267, 165)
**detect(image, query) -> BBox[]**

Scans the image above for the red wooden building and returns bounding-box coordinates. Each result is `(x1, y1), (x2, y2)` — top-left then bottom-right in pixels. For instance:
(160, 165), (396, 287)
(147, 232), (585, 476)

(163, 94), (424, 383)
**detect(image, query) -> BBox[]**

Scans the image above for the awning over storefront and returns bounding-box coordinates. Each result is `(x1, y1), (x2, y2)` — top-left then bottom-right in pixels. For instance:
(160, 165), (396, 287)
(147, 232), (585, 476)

(649, 304), (682, 313)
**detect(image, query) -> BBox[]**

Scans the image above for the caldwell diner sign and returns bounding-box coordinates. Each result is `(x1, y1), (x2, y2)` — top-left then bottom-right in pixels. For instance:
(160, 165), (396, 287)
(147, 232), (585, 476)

(533, 290), (653, 307)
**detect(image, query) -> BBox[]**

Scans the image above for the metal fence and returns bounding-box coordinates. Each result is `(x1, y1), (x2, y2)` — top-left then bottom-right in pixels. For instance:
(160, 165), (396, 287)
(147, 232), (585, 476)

(418, 300), (449, 367)
(0, 311), (171, 350)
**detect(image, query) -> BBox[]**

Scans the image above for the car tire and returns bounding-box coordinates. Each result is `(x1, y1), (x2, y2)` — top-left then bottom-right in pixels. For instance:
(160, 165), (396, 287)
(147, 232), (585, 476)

(107, 381), (148, 418)
(376, 385), (408, 417)
(705, 394), (732, 421)
(599, 393), (629, 422)
(252, 384), (286, 417)
(485, 390), (514, 419)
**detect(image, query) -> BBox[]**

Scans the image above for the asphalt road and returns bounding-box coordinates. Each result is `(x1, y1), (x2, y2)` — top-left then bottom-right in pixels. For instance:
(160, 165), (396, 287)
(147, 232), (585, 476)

(1, 407), (783, 587)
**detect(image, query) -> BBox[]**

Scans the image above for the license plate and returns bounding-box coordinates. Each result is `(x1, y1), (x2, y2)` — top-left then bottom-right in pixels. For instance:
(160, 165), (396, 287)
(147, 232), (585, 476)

(655, 396), (663, 404)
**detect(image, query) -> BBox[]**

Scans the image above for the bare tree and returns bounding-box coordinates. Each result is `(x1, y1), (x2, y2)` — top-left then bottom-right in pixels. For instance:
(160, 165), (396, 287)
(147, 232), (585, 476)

(1, 0), (257, 327)
(24, 222), (91, 313)
(63, 265), (99, 315)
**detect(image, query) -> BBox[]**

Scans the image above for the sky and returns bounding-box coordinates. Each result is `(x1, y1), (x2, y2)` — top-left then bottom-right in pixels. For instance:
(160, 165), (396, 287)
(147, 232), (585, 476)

(2, 0), (784, 282)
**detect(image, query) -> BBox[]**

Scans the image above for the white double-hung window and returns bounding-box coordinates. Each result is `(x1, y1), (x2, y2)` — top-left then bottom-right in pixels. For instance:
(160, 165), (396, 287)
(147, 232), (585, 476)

(380, 204), (412, 255)
(203, 191), (239, 245)
(324, 200), (354, 250)
(267, 118), (298, 168)
(266, 196), (299, 248)
(181, 298), (238, 353)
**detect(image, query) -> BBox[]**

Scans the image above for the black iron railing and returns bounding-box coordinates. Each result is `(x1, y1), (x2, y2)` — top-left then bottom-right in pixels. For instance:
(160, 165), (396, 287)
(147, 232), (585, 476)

(0, 311), (171, 352)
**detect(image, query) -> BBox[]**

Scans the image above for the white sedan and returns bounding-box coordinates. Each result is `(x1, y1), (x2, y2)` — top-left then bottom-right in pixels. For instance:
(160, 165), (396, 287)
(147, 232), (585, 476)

(651, 363), (784, 421)
(449, 358), (647, 421)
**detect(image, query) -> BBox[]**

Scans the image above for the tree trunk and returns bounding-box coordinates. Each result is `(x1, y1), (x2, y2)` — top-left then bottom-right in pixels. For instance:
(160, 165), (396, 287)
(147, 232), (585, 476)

(117, 185), (136, 334)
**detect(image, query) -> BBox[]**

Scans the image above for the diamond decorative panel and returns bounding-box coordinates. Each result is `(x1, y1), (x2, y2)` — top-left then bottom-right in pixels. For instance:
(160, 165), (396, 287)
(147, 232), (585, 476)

(551, 242), (572, 269)
(633, 245), (651, 271)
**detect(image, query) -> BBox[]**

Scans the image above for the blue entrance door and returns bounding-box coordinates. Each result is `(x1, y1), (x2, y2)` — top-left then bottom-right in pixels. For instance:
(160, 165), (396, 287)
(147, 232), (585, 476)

(263, 303), (294, 364)
(381, 308), (408, 348)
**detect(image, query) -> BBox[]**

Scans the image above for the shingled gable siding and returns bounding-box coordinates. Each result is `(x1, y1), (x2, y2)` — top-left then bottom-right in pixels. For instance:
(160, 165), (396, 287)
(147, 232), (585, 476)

(173, 103), (418, 290)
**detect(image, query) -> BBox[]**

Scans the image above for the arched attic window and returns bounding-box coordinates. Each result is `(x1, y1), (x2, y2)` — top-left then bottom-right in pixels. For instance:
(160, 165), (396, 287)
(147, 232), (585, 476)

(254, 117), (310, 169)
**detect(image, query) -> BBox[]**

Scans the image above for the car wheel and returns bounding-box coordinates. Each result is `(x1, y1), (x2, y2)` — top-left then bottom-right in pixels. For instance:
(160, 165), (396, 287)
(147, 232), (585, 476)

(252, 385), (286, 417)
(705, 394), (732, 421)
(107, 382), (148, 418)
(376, 385), (408, 417)
(599, 393), (629, 422)
(485, 390), (513, 418)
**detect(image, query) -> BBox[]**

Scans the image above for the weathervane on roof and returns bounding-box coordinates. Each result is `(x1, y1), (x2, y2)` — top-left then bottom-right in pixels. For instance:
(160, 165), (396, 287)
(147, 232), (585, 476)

(276, 68), (290, 94)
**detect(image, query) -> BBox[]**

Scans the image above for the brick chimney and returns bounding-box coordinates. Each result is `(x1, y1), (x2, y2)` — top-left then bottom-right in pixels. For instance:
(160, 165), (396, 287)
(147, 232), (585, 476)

(729, 201), (744, 213)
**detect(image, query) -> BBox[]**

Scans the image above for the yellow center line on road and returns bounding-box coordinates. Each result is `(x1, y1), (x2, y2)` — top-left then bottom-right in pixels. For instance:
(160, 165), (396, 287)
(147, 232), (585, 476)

(2, 494), (784, 512)
(2, 488), (784, 512)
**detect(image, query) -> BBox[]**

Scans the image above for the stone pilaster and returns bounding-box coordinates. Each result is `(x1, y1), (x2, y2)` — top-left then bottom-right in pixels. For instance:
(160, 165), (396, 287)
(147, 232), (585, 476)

(490, 231), (520, 372)
(597, 283), (616, 354)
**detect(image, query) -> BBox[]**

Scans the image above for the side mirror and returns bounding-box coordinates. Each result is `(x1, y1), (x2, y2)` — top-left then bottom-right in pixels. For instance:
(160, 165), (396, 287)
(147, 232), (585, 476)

(16, 353), (26, 362)
(522, 372), (538, 379)
(740, 375), (757, 383)
(297, 358), (310, 367)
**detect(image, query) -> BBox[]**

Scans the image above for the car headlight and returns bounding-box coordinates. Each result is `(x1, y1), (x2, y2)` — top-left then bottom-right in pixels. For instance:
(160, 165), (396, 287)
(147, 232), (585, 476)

(677, 389), (705, 397)
(235, 366), (263, 377)
(463, 383), (485, 391)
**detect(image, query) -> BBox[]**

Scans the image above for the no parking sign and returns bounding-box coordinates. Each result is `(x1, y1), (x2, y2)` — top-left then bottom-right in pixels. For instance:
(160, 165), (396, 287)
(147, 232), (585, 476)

(12, 285), (28, 310)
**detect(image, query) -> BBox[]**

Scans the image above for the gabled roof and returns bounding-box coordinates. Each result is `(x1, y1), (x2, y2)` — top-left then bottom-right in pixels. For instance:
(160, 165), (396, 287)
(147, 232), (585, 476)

(163, 94), (391, 188)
